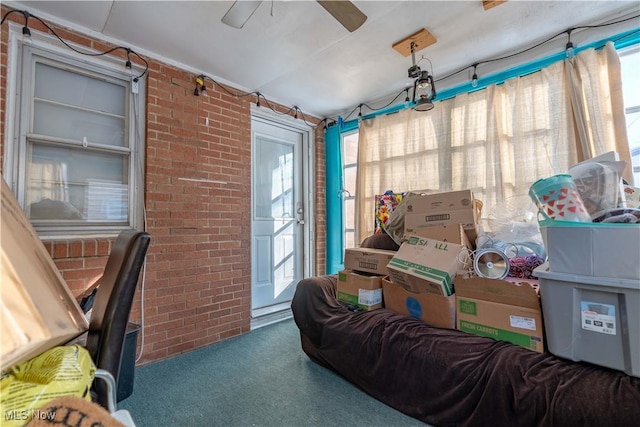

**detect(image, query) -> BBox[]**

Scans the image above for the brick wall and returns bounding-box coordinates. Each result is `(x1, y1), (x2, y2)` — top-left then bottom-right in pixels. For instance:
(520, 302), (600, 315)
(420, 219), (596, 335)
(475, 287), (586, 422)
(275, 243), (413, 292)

(1, 5), (326, 364)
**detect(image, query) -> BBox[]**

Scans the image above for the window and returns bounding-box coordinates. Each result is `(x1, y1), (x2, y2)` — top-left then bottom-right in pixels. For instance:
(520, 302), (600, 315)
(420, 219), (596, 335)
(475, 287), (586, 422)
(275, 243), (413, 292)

(5, 36), (145, 237)
(341, 131), (358, 248)
(619, 45), (640, 185)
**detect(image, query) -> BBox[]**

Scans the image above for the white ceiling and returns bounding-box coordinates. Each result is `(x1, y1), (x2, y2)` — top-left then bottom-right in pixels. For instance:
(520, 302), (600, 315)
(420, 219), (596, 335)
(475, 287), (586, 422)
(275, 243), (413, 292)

(5, 1), (640, 119)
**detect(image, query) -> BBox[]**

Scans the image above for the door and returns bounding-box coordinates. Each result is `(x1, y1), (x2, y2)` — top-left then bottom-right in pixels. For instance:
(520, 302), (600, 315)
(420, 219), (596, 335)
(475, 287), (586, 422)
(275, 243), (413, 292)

(251, 117), (306, 318)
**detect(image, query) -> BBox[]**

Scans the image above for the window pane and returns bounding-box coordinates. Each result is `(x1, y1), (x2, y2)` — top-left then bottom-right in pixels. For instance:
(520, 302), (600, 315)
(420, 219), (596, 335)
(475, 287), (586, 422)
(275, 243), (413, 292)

(344, 198), (355, 228)
(343, 132), (359, 164)
(344, 165), (357, 195)
(620, 47), (640, 108)
(33, 62), (126, 147)
(345, 231), (355, 249)
(27, 143), (129, 222)
(254, 136), (294, 219)
(35, 62), (126, 115)
(627, 111), (640, 150)
(33, 101), (126, 146)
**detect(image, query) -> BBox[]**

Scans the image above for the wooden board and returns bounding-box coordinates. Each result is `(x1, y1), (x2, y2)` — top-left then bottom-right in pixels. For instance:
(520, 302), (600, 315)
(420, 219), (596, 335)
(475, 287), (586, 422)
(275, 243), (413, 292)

(392, 28), (437, 57)
(482, 1), (508, 10)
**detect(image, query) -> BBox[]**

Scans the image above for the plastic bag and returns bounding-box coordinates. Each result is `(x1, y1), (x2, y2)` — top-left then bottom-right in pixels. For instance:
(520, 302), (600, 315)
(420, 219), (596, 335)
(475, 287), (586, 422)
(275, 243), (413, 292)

(569, 160), (626, 217)
(0, 345), (95, 427)
(478, 195), (547, 279)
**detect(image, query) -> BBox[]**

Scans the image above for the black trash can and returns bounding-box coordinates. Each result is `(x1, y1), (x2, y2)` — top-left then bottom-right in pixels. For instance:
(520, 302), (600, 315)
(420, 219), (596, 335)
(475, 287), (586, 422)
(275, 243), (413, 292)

(117, 322), (140, 401)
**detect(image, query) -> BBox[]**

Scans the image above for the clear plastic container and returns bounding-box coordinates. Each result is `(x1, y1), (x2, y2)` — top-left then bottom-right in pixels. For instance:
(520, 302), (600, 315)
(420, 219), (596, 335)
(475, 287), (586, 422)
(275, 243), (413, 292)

(569, 161), (624, 218)
(528, 174), (591, 222)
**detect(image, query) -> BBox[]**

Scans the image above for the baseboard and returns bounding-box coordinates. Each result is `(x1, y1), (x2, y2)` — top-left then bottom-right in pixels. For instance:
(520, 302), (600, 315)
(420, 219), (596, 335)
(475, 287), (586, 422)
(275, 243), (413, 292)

(251, 304), (293, 330)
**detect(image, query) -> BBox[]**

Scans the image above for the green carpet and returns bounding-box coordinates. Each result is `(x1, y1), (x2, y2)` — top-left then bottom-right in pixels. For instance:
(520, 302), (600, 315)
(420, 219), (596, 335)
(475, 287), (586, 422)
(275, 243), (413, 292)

(119, 317), (427, 427)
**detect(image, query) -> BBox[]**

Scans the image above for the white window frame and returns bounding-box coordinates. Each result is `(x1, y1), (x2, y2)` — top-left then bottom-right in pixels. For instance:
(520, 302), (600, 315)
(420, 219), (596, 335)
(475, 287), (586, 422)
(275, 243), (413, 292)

(3, 23), (146, 238)
(341, 130), (358, 249)
(619, 44), (640, 185)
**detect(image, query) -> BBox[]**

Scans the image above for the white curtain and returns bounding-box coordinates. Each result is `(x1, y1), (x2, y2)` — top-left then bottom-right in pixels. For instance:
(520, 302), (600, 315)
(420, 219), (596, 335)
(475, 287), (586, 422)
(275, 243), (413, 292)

(356, 43), (631, 243)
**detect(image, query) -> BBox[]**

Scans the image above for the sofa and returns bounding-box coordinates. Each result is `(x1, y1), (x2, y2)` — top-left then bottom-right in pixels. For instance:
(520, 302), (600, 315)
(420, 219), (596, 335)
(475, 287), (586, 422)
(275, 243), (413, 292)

(291, 233), (640, 427)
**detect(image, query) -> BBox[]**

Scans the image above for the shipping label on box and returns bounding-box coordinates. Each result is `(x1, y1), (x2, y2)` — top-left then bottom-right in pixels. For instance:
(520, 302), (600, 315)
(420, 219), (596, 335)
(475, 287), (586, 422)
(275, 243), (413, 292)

(382, 277), (455, 328)
(337, 270), (383, 311)
(344, 247), (396, 275)
(386, 235), (468, 296)
(455, 276), (544, 353)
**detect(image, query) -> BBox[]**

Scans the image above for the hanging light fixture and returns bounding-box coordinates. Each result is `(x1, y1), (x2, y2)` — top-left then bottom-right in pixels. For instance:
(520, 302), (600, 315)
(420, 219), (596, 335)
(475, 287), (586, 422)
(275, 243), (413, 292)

(21, 11), (31, 42)
(408, 42), (436, 112)
(412, 70), (436, 111)
(471, 64), (479, 88)
(565, 29), (575, 59)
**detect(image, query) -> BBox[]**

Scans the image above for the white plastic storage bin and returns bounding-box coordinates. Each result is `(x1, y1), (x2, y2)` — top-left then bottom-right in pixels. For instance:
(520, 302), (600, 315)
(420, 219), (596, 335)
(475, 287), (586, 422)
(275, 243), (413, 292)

(534, 264), (640, 377)
(539, 219), (640, 280)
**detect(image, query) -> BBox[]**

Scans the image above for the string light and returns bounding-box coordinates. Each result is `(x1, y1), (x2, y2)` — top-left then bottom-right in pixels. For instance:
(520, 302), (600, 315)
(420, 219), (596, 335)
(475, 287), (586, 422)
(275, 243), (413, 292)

(21, 10), (31, 42)
(189, 73), (318, 126)
(565, 29), (575, 59)
(1, 9), (149, 80)
(124, 48), (132, 73)
(6, 7), (633, 129)
(471, 64), (479, 88)
(333, 13), (640, 123)
(1, 8), (320, 126)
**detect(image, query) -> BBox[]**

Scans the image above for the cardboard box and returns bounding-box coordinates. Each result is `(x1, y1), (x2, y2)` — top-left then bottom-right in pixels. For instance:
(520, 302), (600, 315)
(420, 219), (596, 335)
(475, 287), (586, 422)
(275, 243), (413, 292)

(405, 223), (472, 249)
(344, 247), (396, 275)
(337, 270), (383, 311)
(386, 234), (468, 296)
(1, 179), (89, 371)
(405, 189), (475, 213)
(382, 277), (455, 328)
(403, 190), (481, 243)
(455, 276), (544, 353)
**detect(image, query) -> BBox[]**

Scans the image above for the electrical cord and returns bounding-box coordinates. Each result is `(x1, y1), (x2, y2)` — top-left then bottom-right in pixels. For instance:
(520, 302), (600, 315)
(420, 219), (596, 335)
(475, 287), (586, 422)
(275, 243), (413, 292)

(1, 8), (149, 79)
(3, 7), (638, 132)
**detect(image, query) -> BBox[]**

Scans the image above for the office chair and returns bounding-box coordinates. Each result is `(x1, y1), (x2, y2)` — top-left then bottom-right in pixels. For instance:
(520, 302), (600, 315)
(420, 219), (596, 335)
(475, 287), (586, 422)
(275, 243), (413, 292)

(84, 229), (150, 414)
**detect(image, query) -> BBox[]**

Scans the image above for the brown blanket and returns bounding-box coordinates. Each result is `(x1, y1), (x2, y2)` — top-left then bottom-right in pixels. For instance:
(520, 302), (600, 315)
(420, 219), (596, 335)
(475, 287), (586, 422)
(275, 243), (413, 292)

(291, 275), (640, 427)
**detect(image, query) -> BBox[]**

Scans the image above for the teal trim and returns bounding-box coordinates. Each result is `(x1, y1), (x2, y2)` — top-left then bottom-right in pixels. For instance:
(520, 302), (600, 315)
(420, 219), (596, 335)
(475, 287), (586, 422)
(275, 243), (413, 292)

(340, 119), (359, 133)
(362, 102), (407, 120)
(325, 123), (343, 274)
(326, 118), (361, 274)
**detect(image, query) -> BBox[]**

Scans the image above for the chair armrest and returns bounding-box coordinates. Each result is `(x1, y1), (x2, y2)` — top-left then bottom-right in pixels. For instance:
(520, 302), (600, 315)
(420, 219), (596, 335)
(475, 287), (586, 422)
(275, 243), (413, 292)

(93, 368), (117, 413)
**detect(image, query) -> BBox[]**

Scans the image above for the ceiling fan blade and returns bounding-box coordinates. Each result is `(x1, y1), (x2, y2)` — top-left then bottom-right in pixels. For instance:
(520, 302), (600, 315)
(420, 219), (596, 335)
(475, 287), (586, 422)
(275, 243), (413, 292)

(222, 0), (263, 29)
(316, 1), (367, 32)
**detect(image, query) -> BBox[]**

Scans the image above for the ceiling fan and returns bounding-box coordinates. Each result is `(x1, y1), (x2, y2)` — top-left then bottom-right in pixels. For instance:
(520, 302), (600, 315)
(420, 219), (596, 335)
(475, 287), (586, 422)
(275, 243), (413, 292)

(222, 0), (367, 32)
